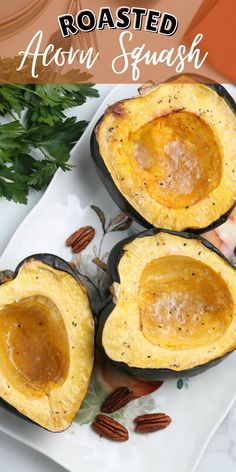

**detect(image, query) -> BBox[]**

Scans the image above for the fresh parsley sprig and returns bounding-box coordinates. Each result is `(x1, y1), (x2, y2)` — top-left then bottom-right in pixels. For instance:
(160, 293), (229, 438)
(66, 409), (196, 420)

(0, 83), (99, 203)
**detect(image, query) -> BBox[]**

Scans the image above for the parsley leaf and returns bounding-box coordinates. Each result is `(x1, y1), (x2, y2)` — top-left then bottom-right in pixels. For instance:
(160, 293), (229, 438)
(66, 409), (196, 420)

(0, 122), (29, 164)
(0, 165), (28, 204)
(27, 162), (58, 189)
(24, 83), (99, 127)
(0, 85), (26, 118)
(23, 117), (87, 149)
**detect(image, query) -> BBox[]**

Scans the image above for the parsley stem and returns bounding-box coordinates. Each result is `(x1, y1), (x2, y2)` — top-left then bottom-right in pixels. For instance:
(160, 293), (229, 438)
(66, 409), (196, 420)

(38, 146), (52, 160)
(8, 111), (18, 120)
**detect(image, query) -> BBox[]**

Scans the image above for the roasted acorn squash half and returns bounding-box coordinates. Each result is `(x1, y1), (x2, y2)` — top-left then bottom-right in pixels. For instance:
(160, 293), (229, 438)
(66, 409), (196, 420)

(91, 79), (236, 232)
(0, 254), (94, 432)
(97, 230), (236, 379)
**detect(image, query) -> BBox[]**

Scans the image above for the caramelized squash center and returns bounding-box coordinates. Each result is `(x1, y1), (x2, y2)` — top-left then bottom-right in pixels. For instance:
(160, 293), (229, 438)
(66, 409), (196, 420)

(0, 296), (69, 396)
(139, 256), (233, 349)
(132, 111), (221, 208)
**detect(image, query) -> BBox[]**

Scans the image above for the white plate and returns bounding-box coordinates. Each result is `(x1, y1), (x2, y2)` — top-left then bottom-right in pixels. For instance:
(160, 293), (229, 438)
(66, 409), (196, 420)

(0, 84), (236, 472)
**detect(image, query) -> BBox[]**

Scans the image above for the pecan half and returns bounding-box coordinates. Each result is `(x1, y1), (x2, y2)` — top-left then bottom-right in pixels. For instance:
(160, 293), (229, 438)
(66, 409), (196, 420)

(92, 414), (128, 441)
(66, 226), (95, 253)
(101, 387), (134, 413)
(134, 413), (171, 433)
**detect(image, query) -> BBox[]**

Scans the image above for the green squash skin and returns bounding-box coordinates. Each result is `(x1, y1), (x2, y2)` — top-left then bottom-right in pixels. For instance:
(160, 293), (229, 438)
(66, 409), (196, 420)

(90, 81), (236, 234)
(97, 229), (236, 380)
(15, 253), (80, 282)
(0, 254), (81, 431)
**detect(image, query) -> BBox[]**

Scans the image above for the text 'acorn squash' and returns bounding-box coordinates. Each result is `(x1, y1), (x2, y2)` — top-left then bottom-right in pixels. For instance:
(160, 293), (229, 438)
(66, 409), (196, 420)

(0, 254), (94, 431)
(97, 230), (236, 378)
(91, 79), (236, 232)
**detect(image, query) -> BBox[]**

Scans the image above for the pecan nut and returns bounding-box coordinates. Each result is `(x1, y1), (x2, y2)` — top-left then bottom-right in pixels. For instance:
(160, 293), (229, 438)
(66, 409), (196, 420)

(134, 413), (171, 433)
(66, 226), (95, 253)
(92, 414), (129, 441)
(101, 387), (134, 413)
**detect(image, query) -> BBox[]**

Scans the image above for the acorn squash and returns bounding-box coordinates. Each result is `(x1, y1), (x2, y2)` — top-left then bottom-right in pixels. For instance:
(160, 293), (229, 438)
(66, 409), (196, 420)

(91, 79), (236, 232)
(97, 230), (236, 378)
(0, 254), (94, 431)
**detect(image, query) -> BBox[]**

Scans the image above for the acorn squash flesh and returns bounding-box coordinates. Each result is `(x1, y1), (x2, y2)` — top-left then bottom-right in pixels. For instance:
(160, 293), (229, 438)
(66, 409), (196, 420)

(93, 82), (236, 232)
(0, 256), (94, 431)
(99, 231), (236, 378)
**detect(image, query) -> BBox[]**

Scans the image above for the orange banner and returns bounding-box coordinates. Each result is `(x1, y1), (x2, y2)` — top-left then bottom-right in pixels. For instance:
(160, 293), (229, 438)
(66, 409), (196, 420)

(0, 0), (235, 83)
